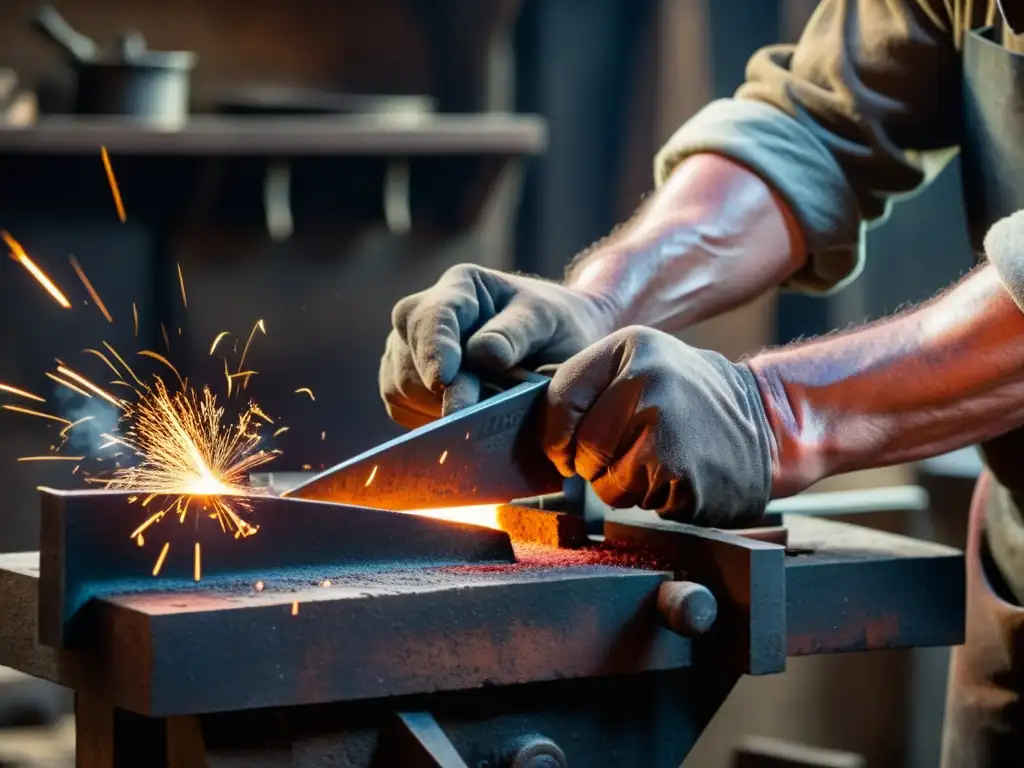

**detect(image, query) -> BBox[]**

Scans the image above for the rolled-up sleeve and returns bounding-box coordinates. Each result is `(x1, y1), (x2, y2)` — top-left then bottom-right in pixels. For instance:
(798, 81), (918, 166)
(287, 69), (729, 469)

(655, 0), (983, 294)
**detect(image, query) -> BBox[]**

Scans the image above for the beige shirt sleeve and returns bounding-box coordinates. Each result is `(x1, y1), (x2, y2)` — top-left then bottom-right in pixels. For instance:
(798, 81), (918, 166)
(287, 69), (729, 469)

(655, 0), (992, 294)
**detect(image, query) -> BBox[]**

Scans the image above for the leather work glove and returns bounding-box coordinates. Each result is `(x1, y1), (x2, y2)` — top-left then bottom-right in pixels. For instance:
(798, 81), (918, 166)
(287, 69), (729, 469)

(543, 326), (774, 526)
(380, 264), (619, 428)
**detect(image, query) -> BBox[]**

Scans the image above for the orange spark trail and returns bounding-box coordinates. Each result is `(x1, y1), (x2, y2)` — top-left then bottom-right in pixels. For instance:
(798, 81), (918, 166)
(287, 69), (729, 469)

(2, 404), (71, 424)
(295, 387), (315, 401)
(194, 543), (201, 581)
(152, 542), (170, 576)
(0, 383), (45, 403)
(2, 232), (71, 309)
(68, 256), (113, 322)
(100, 146), (126, 223)
(59, 415), (95, 438)
(55, 366), (122, 408)
(18, 455), (84, 462)
(132, 303), (139, 337)
(177, 263), (187, 308)
(209, 331), (230, 356)
(46, 372), (91, 398)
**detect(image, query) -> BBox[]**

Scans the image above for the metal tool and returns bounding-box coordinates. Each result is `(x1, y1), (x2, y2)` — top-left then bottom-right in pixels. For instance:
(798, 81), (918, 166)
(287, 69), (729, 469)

(283, 369), (565, 510)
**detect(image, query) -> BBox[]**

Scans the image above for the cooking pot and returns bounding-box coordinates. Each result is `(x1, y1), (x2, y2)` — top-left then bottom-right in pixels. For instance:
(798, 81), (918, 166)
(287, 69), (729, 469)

(32, 5), (196, 125)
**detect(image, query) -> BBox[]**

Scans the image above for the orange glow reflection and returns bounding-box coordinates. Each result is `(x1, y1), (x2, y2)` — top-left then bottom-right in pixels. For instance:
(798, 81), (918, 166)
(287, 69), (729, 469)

(403, 504), (502, 530)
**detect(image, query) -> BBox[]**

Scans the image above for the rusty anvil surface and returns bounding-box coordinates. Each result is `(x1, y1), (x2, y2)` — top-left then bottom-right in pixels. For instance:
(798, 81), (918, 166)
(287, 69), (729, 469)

(0, 489), (964, 719)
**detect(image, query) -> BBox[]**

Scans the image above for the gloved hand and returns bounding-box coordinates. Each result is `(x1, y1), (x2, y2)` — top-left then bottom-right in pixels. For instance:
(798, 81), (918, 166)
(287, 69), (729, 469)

(543, 326), (774, 526)
(380, 264), (620, 428)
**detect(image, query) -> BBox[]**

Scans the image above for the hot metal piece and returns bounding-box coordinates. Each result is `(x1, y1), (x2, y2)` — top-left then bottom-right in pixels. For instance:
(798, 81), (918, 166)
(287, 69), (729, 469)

(38, 487), (515, 649)
(283, 373), (564, 509)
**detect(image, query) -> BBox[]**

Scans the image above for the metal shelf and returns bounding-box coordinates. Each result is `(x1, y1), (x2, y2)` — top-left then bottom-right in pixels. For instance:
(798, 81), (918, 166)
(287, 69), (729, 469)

(0, 114), (547, 157)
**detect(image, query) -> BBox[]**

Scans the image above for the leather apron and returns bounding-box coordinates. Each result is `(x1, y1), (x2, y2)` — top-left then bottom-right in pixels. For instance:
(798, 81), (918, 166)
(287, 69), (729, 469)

(941, 21), (1024, 768)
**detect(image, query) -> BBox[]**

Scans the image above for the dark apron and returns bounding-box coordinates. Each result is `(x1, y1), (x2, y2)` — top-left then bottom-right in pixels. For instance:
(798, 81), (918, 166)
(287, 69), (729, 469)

(941, 22), (1024, 768)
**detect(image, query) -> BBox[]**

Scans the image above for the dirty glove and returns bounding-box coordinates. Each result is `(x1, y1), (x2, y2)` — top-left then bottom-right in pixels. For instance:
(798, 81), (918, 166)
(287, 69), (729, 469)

(380, 264), (619, 428)
(543, 326), (773, 526)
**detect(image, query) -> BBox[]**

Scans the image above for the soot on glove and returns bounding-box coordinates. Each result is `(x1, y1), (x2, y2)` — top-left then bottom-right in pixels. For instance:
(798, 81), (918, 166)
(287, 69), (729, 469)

(380, 264), (618, 428)
(543, 326), (774, 526)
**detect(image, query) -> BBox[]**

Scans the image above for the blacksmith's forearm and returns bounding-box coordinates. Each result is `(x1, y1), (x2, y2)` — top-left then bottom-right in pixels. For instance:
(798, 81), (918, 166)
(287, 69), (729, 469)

(748, 264), (1024, 497)
(567, 153), (806, 333)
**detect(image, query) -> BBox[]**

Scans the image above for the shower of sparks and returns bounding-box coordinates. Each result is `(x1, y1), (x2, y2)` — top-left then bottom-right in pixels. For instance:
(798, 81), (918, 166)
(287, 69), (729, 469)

(0, 382), (45, 403)
(103, 377), (277, 542)
(2, 231), (71, 309)
(295, 387), (315, 401)
(177, 264), (187, 308)
(69, 256), (113, 323)
(100, 146), (126, 223)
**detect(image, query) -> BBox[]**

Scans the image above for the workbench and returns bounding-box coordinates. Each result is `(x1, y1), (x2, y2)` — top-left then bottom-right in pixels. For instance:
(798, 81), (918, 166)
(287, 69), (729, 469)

(0, 488), (963, 768)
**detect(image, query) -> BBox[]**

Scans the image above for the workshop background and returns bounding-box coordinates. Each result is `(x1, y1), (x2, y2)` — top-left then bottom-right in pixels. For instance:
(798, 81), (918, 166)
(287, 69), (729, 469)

(0, 0), (977, 766)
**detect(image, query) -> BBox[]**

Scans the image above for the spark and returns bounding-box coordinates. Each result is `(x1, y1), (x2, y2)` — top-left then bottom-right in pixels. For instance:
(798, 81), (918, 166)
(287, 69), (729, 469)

(2, 404), (71, 424)
(68, 256), (113, 323)
(136, 534), (144, 547)
(160, 323), (171, 352)
(194, 543), (201, 581)
(106, 378), (276, 539)
(254, 581), (264, 592)
(2, 231), (71, 309)
(365, 465), (378, 486)
(132, 303), (139, 337)
(137, 350), (183, 387)
(291, 601), (299, 616)
(295, 387), (315, 401)
(209, 331), (231, 356)
(250, 405), (273, 424)
(45, 372), (91, 398)
(272, 426), (289, 438)
(83, 348), (121, 378)
(152, 542), (169, 576)
(102, 342), (144, 387)
(320, 580), (331, 587)
(0, 382), (45, 403)
(55, 366), (122, 408)
(236, 320), (266, 391)
(439, 450), (448, 465)
(100, 146), (127, 223)
(320, 430), (326, 441)
(18, 455), (84, 462)
(59, 415), (95, 438)
(177, 264), (187, 309)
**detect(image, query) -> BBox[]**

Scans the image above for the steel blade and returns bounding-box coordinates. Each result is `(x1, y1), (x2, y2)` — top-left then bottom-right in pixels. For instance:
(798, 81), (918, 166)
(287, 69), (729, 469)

(283, 376), (565, 509)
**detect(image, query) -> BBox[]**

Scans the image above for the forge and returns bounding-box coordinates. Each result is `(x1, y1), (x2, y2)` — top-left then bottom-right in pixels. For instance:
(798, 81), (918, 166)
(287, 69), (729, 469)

(0, 485), (963, 767)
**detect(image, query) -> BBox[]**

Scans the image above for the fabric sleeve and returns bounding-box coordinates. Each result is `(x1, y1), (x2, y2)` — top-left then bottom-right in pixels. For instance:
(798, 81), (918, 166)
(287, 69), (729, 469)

(655, 0), (983, 294)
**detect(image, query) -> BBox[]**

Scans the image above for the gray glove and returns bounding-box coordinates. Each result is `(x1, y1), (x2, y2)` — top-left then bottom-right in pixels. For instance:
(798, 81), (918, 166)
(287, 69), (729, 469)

(380, 264), (618, 428)
(543, 326), (773, 525)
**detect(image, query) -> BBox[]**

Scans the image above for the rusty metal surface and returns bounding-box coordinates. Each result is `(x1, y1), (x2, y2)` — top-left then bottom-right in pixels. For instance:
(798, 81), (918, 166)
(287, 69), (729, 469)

(603, 513), (787, 675)
(283, 373), (564, 509)
(782, 515), (965, 655)
(0, 511), (964, 720)
(72, 564), (686, 716)
(38, 488), (515, 649)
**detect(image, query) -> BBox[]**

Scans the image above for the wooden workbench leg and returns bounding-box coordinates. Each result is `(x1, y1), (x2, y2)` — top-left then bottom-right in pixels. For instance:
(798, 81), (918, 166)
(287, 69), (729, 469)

(75, 692), (167, 768)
